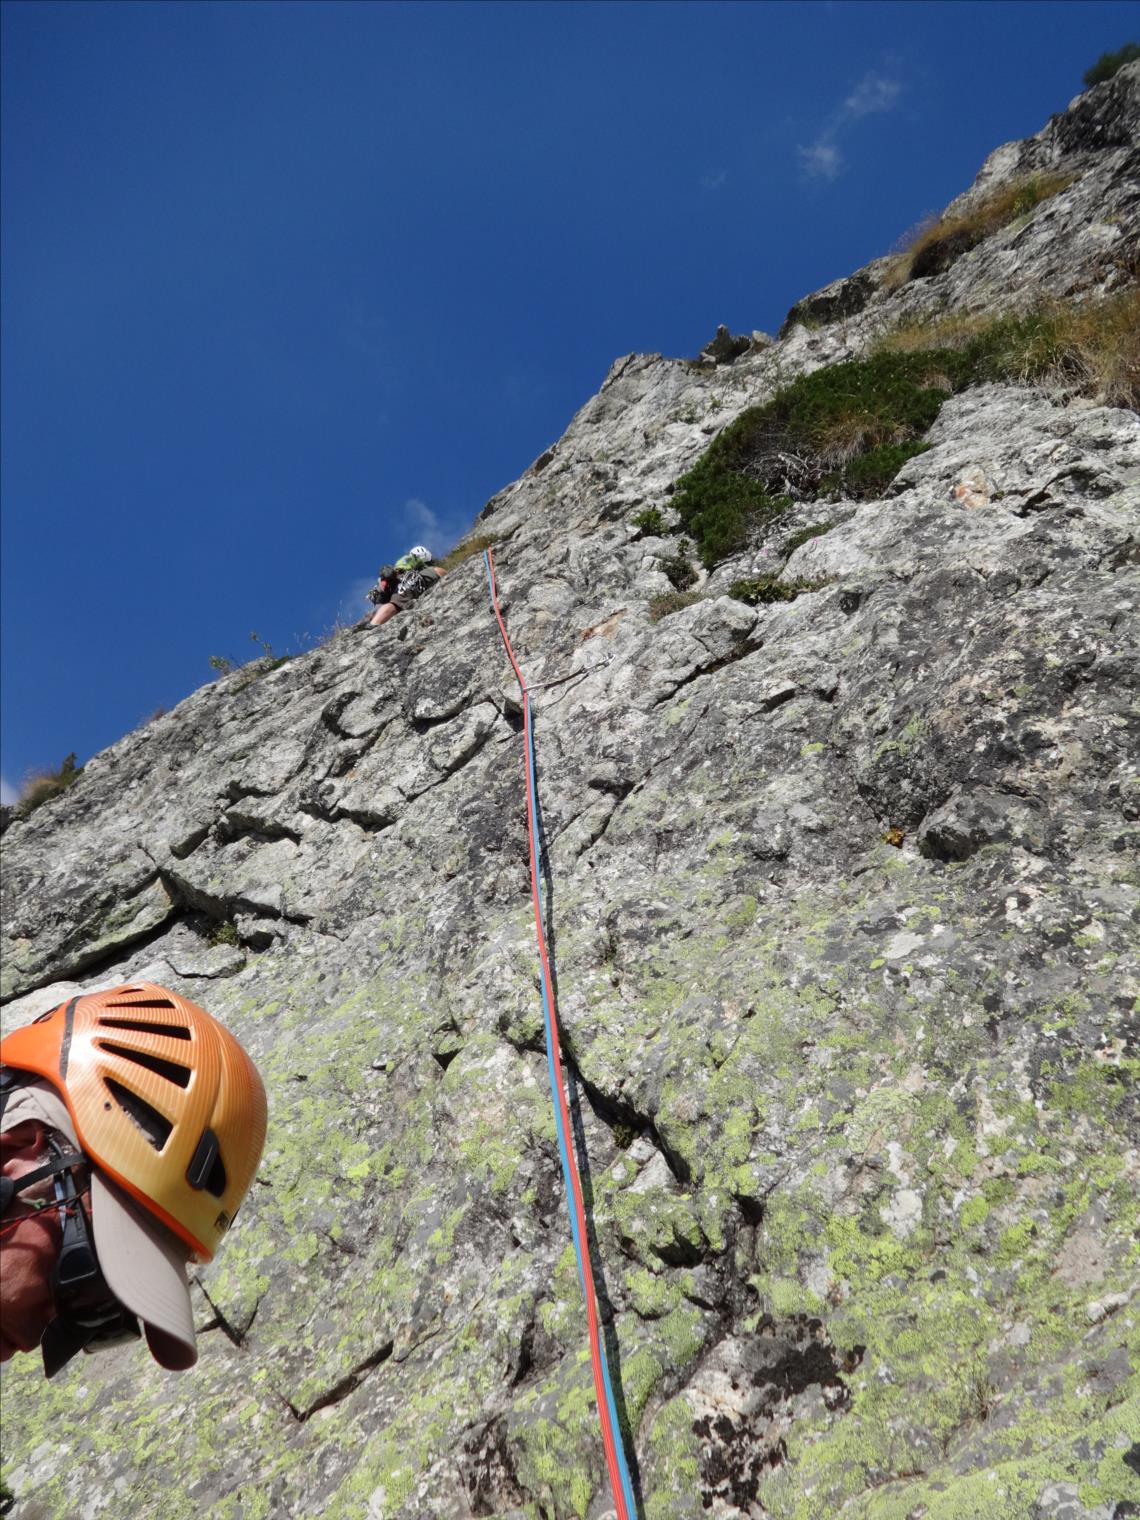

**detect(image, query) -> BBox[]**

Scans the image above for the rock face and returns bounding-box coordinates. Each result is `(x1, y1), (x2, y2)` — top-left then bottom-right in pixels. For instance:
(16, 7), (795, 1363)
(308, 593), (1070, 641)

(2, 67), (1139, 1520)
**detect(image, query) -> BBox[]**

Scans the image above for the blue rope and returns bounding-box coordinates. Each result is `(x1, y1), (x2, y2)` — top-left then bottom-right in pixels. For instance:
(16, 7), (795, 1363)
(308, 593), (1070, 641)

(524, 698), (638, 1520)
(485, 551), (639, 1519)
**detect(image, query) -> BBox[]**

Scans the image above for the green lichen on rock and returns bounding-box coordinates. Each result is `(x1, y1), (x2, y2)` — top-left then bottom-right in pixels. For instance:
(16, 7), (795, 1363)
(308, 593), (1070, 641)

(3, 65), (1139, 1520)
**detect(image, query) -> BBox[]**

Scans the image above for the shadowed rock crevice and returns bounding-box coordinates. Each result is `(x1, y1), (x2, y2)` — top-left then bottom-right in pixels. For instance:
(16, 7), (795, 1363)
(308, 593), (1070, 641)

(193, 1279), (264, 1348)
(460, 1417), (529, 1515)
(650, 635), (763, 707)
(687, 1317), (863, 1513)
(216, 814), (304, 847)
(575, 1068), (694, 1188)
(0, 897), (185, 1006)
(281, 1340), (395, 1423)
(149, 862), (321, 959)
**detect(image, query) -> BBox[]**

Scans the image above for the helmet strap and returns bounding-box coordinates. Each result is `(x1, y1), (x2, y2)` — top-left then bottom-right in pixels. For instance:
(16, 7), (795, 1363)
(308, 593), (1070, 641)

(40, 1138), (140, 1377)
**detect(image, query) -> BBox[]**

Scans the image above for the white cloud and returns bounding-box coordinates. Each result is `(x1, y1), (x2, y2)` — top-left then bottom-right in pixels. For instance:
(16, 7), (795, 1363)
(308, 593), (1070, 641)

(397, 497), (465, 558)
(402, 496), (441, 542)
(844, 74), (902, 119)
(1, 775), (17, 805)
(798, 143), (843, 181)
(701, 169), (728, 191)
(798, 69), (902, 182)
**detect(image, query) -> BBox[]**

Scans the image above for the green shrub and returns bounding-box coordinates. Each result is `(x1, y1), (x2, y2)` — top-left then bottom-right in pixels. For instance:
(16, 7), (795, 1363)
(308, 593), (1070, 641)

(1083, 43), (1140, 86)
(658, 539), (699, 591)
(671, 348), (977, 567)
(823, 441), (931, 497)
(648, 591), (702, 623)
(630, 507), (666, 537)
(207, 920), (241, 948)
(729, 576), (826, 606)
(16, 753), (83, 818)
(673, 290), (1140, 575)
(670, 461), (787, 569)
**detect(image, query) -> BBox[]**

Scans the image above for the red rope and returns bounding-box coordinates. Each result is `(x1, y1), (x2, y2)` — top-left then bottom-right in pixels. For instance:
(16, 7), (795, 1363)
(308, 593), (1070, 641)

(485, 547), (635, 1518)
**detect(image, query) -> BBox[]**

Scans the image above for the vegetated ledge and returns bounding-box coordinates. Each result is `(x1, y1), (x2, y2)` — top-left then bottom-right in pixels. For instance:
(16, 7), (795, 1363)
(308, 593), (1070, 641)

(884, 172), (1077, 288)
(777, 171), (1082, 336)
(667, 291), (1140, 570)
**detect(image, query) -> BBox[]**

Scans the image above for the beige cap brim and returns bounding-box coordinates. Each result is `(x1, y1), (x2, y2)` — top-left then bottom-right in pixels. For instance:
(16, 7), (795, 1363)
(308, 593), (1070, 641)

(89, 1171), (197, 1370)
(1, 1078), (197, 1370)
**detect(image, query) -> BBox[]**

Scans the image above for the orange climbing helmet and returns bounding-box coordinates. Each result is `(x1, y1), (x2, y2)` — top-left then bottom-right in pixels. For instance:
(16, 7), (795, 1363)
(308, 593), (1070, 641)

(0, 983), (267, 1263)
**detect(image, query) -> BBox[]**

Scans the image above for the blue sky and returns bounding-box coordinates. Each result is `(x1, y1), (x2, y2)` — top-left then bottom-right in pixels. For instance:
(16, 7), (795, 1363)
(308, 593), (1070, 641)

(2, 0), (1136, 801)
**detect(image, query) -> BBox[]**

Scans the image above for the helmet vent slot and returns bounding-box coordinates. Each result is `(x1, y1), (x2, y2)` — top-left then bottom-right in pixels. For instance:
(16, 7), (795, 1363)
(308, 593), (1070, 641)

(98, 1041), (192, 1088)
(105, 1079), (173, 1151)
(186, 1129), (227, 1198)
(105, 998), (179, 1012)
(98, 1017), (192, 1041)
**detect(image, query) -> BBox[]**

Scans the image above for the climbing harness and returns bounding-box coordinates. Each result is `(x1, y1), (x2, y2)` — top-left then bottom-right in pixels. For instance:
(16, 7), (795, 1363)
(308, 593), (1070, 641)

(484, 548), (638, 1520)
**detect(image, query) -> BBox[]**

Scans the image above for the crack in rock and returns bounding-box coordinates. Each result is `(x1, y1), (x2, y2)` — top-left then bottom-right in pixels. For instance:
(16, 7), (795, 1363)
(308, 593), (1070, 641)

(281, 1340), (395, 1423)
(651, 637), (763, 708)
(193, 1278), (264, 1348)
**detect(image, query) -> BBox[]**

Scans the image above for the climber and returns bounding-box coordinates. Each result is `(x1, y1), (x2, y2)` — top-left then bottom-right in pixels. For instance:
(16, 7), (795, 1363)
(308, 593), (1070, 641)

(364, 545), (445, 629)
(0, 982), (267, 1378)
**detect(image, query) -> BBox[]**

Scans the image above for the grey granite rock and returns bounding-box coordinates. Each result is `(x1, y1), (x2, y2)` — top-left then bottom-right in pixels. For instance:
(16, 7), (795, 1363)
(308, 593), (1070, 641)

(1, 65), (1138, 1520)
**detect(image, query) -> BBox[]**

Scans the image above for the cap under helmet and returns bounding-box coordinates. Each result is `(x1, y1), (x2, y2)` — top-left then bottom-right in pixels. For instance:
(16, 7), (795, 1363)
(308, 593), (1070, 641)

(0, 983), (267, 1262)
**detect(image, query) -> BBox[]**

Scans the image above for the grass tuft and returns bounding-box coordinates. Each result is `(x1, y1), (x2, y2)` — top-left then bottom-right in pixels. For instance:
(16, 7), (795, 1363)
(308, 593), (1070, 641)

(985, 292), (1140, 409)
(15, 753), (83, 819)
(883, 174), (1075, 288)
(648, 591), (703, 623)
(782, 521), (836, 555)
(440, 534), (496, 572)
(878, 290), (1140, 410)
